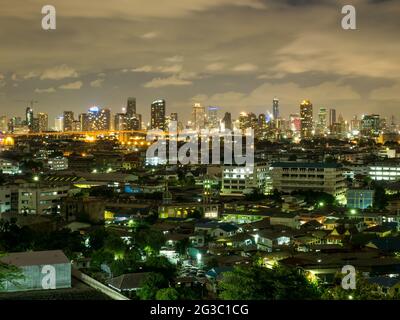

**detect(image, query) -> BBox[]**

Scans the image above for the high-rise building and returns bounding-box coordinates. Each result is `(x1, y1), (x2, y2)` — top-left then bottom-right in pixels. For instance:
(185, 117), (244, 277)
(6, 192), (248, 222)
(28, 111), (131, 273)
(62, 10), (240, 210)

(192, 103), (206, 132)
(114, 113), (128, 131)
(37, 113), (48, 132)
(79, 113), (89, 131)
(26, 107), (34, 130)
(0, 116), (7, 133)
(207, 106), (219, 130)
(54, 116), (64, 132)
(126, 97), (136, 117)
(170, 113), (178, 122)
(222, 112), (232, 131)
(71, 120), (81, 132)
(300, 100), (313, 139)
(151, 99), (166, 130)
(272, 98), (279, 120)
(361, 114), (381, 137)
(63, 111), (74, 132)
(289, 114), (301, 133)
(87, 107), (110, 131)
(329, 108), (336, 129)
(317, 108), (327, 135)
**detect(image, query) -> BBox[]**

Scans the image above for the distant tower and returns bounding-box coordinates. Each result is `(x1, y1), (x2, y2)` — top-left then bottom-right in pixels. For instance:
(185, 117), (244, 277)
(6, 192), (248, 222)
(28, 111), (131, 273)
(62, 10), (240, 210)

(222, 112), (232, 131)
(300, 100), (313, 139)
(151, 99), (166, 130)
(192, 103), (206, 132)
(272, 98), (279, 120)
(26, 107), (34, 129)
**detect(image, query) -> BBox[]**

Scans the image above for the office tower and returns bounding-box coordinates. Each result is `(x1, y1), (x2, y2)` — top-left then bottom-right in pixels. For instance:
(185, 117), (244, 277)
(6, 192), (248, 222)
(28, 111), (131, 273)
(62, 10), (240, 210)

(151, 99), (166, 130)
(88, 107), (111, 131)
(222, 112), (232, 131)
(329, 108), (336, 128)
(26, 107), (34, 129)
(170, 112), (178, 122)
(207, 106), (219, 130)
(192, 103), (206, 131)
(63, 111), (74, 132)
(8, 117), (22, 133)
(361, 114), (380, 136)
(126, 97), (136, 117)
(54, 116), (64, 132)
(71, 120), (81, 132)
(37, 113), (48, 132)
(115, 113), (128, 131)
(79, 113), (89, 131)
(258, 114), (266, 127)
(238, 112), (257, 131)
(272, 98), (279, 120)
(0, 116), (7, 132)
(300, 100), (313, 139)
(350, 115), (360, 131)
(317, 107), (327, 135)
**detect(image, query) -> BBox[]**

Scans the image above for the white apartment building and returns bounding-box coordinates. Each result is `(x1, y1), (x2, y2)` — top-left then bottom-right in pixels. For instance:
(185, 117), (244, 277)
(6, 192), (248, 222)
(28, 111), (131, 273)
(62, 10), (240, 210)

(17, 184), (72, 215)
(0, 158), (20, 175)
(46, 157), (69, 171)
(369, 163), (400, 181)
(270, 162), (347, 199)
(221, 162), (272, 195)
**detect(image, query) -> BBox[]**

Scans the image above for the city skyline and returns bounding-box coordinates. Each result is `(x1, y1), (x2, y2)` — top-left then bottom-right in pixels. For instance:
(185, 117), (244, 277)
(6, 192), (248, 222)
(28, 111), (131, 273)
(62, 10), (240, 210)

(0, 0), (399, 122)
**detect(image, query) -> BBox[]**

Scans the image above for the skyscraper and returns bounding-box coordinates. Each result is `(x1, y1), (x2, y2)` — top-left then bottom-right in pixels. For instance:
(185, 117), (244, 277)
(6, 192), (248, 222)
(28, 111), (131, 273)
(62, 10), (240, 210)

(329, 108), (336, 128)
(26, 107), (34, 129)
(114, 113), (128, 131)
(272, 98), (279, 120)
(127, 97), (136, 117)
(151, 99), (166, 130)
(63, 111), (74, 132)
(300, 100), (313, 139)
(222, 112), (232, 131)
(37, 113), (48, 132)
(192, 103), (206, 131)
(88, 106), (111, 131)
(54, 116), (64, 132)
(79, 113), (89, 131)
(207, 106), (219, 130)
(317, 107), (327, 135)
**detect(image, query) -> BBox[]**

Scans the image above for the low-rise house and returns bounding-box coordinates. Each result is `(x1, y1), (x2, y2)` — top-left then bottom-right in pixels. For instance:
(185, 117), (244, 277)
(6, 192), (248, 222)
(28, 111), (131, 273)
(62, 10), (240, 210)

(254, 229), (291, 252)
(368, 276), (400, 297)
(270, 213), (300, 229)
(107, 272), (151, 295)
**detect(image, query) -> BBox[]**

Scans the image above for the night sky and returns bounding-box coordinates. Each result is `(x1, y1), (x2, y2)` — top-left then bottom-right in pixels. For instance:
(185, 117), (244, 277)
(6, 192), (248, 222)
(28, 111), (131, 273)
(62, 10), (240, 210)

(0, 0), (399, 123)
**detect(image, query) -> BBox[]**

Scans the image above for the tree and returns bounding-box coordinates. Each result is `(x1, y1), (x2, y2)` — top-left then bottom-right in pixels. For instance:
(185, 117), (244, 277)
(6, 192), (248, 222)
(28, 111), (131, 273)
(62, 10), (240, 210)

(0, 255), (24, 290)
(144, 256), (176, 280)
(137, 272), (169, 300)
(322, 273), (383, 300)
(219, 265), (322, 300)
(373, 183), (388, 210)
(155, 287), (180, 300)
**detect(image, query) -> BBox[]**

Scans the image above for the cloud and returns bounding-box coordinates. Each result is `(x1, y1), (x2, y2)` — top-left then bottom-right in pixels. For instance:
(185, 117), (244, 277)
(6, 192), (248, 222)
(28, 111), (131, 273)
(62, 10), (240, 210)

(165, 56), (184, 63)
(90, 78), (105, 88)
(370, 82), (400, 100)
(144, 76), (192, 88)
(59, 81), (83, 90)
(35, 87), (56, 93)
(40, 65), (79, 80)
(130, 64), (183, 73)
(232, 63), (258, 72)
(206, 63), (225, 72)
(141, 31), (159, 39)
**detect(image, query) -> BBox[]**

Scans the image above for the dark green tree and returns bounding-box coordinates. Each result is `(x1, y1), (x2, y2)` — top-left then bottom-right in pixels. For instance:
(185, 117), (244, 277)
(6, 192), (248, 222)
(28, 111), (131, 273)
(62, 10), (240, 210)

(138, 272), (169, 300)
